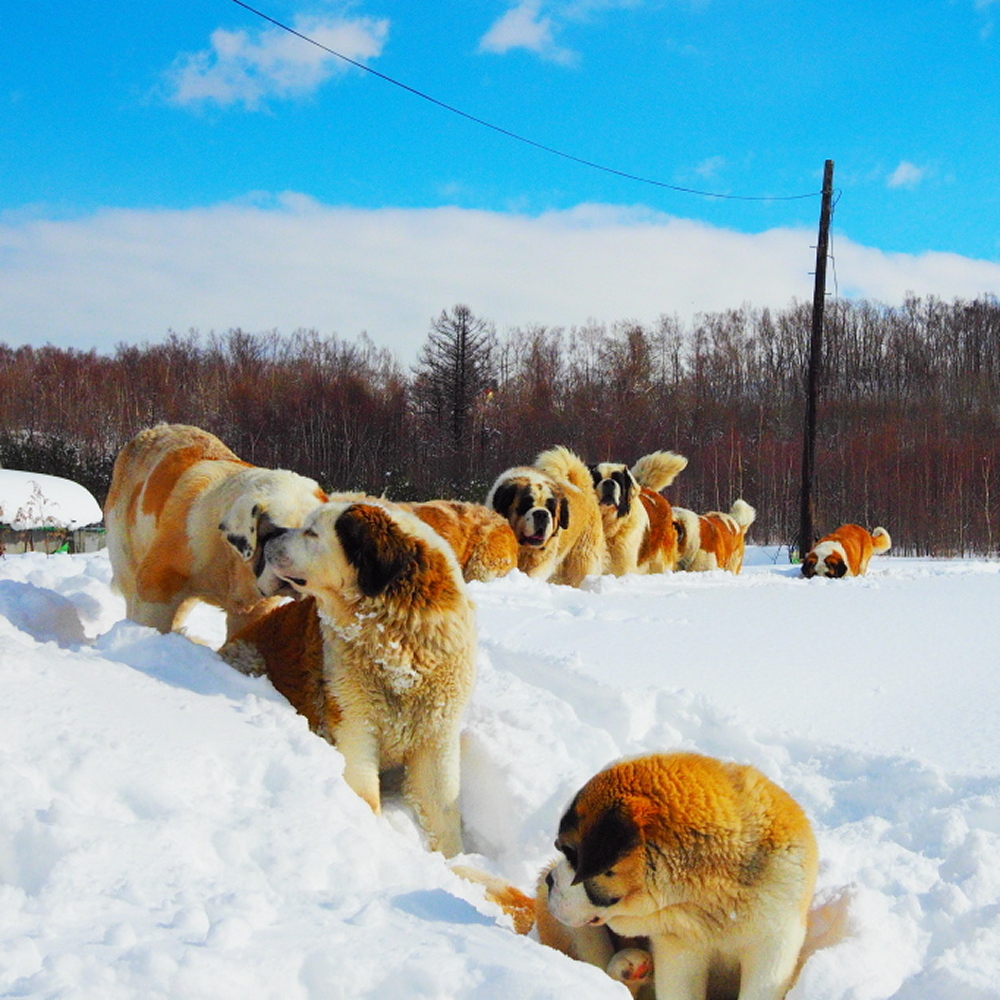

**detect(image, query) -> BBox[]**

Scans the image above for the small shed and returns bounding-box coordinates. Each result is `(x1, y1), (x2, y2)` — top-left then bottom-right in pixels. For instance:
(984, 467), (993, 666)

(0, 469), (105, 554)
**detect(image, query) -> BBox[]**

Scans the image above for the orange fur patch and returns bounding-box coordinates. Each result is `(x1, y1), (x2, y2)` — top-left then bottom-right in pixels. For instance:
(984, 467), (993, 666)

(226, 597), (337, 734)
(637, 487), (680, 571)
(406, 500), (518, 582)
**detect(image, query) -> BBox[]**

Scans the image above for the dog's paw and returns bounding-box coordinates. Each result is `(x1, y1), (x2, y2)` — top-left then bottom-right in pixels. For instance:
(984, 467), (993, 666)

(606, 947), (653, 985)
(218, 639), (267, 677)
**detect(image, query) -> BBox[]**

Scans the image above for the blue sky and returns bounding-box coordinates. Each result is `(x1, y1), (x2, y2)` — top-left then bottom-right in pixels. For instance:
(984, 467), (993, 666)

(3, 0), (1000, 360)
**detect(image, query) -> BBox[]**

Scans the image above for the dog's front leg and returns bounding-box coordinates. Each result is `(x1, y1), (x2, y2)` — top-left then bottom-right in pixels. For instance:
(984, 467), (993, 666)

(650, 936), (710, 1000)
(733, 920), (806, 1000)
(335, 718), (382, 815)
(404, 738), (463, 858)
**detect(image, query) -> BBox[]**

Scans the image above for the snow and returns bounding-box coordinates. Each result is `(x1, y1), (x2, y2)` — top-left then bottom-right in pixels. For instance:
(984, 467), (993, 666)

(0, 469), (103, 530)
(2, 546), (999, 999)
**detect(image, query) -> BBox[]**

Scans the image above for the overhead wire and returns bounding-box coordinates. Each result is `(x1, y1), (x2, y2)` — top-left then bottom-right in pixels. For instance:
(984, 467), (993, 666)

(230, 0), (821, 204)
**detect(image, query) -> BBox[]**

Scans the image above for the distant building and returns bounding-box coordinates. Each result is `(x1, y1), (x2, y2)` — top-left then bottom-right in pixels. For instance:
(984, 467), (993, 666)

(0, 470), (104, 554)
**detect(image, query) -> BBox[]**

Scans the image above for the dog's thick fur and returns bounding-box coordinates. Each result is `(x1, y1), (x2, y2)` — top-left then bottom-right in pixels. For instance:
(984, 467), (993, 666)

(220, 499), (475, 857)
(104, 424), (327, 640)
(543, 752), (818, 1000)
(487, 446), (605, 587)
(674, 499), (757, 575)
(400, 500), (519, 582)
(802, 524), (892, 578)
(590, 451), (688, 575)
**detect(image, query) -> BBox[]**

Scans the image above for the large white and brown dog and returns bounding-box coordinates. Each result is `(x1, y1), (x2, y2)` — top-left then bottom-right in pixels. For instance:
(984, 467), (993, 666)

(673, 499), (757, 575)
(400, 499), (519, 582)
(589, 451), (688, 575)
(487, 446), (605, 587)
(802, 524), (892, 578)
(221, 499), (476, 858)
(104, 423), (327, 640)
(543, 752), (818, 1000)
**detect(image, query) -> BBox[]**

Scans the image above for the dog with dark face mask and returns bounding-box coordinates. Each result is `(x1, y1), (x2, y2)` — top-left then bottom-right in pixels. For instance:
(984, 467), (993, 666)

(487, 446), (605, 588)
(589, 451), (688, 576)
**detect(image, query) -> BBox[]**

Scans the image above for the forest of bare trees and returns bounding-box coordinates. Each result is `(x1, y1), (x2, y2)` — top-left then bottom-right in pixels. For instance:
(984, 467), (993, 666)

(3, 294), (1000, 555)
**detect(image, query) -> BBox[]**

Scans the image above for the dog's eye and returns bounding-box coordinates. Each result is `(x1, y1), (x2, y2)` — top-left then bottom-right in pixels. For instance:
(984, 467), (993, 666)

(604, 869), (615, 878)
(303, 528), (318, 538)
(557, 842), (578, 868)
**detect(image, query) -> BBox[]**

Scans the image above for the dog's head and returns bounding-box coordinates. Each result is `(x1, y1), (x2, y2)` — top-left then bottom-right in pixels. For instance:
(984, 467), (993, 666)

(263, 499), (442, 605)
(801, 540), (848, 578)
(545, 758), (680, 933)
(588, 462), (637, 520)
(217, 470), (328, 595)
(487, 469), (569, 551)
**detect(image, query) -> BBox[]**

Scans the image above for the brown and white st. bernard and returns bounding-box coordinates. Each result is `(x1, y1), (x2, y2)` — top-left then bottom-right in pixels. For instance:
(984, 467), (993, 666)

(487, 446), (605, 587)
(801, 523), (892, 578)
(221, 499), (476, 858)
(543, 752), (818, 1000)
(589, 451), (688, 576)
(673, 498), (757, 575)
(104, 423), (327, 640)
(400, 499), (519, 582)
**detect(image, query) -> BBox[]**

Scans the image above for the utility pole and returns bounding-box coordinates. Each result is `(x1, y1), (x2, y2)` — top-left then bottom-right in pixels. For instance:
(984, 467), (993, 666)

(797, 159), (835, 561)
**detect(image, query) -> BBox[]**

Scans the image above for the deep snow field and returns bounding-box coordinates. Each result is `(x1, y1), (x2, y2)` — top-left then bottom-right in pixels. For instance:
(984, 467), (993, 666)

(2, 546), (999, 999)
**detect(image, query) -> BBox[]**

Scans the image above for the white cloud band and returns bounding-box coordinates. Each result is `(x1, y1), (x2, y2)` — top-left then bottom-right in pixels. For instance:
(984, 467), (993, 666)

(2, 197), (998, 361)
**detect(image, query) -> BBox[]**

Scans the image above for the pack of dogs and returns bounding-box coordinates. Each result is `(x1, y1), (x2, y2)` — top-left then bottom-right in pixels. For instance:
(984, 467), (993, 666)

(104, 422), (891, 1000)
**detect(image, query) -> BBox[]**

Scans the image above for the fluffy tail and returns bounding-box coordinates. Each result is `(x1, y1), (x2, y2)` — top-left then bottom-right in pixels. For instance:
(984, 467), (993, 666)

(729, 498), (757, 530)
(630, 451), (688, 492)
(535, 445), (593, 492)
(450, 865), (536, 935)
(871, 526), (892, 553)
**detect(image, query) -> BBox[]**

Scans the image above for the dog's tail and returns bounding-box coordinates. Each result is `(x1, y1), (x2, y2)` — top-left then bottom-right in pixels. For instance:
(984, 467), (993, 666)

(672, 506), (701, 569)
(450, 865), (536, 935)
(871, 526), (892, 553)
(729, 498), (757, 530)
(630, 451), (688, 493)
(535, 445), (593, 492)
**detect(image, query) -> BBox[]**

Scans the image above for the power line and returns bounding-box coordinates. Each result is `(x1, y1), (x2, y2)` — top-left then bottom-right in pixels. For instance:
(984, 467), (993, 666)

(230, 0), (821, 204)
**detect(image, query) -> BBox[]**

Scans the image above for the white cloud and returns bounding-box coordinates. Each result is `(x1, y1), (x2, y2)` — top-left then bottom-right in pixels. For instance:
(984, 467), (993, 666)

(2, 198), (999, 364)
(887, 161), (926, 190)
(164, 14), (389, 109)
(478, 2), (578, 64)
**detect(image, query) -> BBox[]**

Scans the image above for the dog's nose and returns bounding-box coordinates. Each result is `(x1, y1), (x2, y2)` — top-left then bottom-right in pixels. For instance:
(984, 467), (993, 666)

(531, 509), (551, 532)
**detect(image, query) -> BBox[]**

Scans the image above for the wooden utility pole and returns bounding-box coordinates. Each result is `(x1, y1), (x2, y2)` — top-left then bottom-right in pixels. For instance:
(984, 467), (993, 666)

(797, 159), (835, 561)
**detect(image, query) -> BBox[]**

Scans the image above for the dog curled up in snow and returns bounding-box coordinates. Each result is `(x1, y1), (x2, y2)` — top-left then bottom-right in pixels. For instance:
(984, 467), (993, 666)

(399, 499), (519, 582)
(543, 752), (817, 1000)
(220, 499), (476, 858)
(104, 423), (327, 640)
(487, 446), (605, 587)
(589, 451), (688, 575)
(801, 524), (892, 579)
(673, 499), (757, 575)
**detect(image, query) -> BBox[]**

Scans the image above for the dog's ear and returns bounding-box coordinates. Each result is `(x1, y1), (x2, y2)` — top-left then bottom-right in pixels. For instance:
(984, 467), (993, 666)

(572, 805), (640, 884)
(335, 504), (417, 597)
(616, 472), (634, 517)
(219, 496), (261, 561)
(558, 496), (571, 530)
(830, 558), (847, 578)
(490, 482), (518, 517)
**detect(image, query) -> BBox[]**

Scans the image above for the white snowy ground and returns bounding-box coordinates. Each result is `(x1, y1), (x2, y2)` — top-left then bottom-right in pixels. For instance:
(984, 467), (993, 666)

(1, 547), (999, 999)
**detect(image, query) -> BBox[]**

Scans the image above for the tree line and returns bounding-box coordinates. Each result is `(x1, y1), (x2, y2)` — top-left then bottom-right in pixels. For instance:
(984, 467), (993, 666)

(2, 294), (999, 556)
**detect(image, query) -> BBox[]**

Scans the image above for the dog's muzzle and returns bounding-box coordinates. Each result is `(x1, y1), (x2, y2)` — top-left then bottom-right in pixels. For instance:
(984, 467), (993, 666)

(521, 508), (552, 546)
